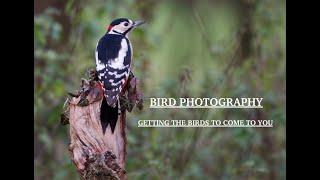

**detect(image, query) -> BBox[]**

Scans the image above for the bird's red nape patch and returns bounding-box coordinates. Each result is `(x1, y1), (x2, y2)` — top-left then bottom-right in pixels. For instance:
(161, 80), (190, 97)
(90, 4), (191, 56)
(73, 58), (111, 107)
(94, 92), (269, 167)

(107, 25), (113, 31)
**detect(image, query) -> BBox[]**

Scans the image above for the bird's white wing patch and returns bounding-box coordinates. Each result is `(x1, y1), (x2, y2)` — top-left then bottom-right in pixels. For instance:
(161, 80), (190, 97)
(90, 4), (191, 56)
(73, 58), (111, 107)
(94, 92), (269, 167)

(108, 39), (129, 70)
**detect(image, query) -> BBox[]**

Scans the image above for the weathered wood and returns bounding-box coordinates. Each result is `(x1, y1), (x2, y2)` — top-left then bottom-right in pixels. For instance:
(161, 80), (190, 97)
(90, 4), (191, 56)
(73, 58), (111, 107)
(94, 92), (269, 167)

(62, 70), (142, 180)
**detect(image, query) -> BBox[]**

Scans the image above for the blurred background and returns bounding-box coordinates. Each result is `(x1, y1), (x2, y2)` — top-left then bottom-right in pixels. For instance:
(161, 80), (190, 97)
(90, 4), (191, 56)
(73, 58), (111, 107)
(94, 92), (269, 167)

(34, 0), (286, 179)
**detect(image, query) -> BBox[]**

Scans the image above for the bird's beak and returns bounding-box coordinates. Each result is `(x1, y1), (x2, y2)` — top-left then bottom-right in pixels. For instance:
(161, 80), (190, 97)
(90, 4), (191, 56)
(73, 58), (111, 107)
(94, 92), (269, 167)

(133, 20), (145, 27)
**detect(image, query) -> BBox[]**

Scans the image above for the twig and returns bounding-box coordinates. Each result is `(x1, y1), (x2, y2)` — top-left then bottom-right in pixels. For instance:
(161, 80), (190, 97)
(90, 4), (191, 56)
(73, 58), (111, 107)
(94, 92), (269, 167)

(191, 4), (242, 93)
(173, 4), (247, 176)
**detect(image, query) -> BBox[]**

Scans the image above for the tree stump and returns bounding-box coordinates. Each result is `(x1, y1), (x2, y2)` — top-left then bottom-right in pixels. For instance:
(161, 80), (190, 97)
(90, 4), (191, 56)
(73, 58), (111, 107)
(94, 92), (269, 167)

(61, 70), (143, 180)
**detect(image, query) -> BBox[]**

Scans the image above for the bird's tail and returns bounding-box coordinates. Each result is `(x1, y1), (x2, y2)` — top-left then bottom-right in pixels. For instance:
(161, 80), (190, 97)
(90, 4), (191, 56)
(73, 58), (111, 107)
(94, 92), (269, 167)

(100, 97), (119, 134)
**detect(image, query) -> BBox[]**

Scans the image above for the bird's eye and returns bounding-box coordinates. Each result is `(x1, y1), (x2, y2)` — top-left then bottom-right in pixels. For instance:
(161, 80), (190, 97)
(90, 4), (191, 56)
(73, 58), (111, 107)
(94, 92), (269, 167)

(124, 22), (129, 26)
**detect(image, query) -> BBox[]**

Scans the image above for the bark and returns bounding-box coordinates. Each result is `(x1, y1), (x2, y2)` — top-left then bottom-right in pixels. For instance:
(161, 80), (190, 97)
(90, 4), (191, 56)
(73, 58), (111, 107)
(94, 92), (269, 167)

(61, 70), (142, 180)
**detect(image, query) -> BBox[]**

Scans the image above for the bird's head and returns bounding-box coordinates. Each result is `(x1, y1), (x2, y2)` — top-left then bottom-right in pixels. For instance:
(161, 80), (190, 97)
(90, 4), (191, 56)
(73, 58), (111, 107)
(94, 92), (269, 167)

(107, 18), (145, 36)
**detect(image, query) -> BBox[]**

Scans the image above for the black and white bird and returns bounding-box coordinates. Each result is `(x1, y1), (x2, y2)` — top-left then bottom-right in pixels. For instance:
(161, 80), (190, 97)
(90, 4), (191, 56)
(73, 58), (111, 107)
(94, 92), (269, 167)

(95, 18), (145, 134)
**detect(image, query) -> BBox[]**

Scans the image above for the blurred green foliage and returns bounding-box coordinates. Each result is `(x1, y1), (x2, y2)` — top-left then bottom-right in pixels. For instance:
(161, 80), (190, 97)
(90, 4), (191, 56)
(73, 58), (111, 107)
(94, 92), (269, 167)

(34, 0), (285, 179)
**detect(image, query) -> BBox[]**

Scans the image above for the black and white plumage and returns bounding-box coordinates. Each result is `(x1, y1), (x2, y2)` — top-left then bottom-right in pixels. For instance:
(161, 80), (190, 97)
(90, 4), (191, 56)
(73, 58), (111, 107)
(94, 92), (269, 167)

(95, 18), (144, 134)
(96, 32), (131, 106)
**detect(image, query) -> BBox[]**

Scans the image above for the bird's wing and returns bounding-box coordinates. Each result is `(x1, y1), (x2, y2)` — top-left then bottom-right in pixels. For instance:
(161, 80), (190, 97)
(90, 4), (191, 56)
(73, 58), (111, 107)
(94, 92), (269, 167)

(95, 35), (131, 107)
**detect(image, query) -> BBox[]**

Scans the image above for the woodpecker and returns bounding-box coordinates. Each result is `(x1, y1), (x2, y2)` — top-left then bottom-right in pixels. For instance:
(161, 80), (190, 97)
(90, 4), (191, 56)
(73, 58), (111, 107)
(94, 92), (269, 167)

(95, 18), (145, 134)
